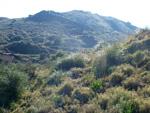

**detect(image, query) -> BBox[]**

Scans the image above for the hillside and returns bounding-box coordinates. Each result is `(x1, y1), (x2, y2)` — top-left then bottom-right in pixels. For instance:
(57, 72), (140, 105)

(0, 29), (150, 113)
(0, 10), (137, 62)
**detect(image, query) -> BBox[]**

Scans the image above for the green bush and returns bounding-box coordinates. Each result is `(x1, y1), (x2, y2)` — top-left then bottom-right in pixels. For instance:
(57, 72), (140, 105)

(50, 51), (66, 61)
(126, 37), (150, 54)
(133, 50), (145, 63)
(140, 71), (150, 84)
(70, 68), (84, 79)
(47, 70), (66, 86)
(121, 64), (134, 76)
(123, 76), (141, 91)
(117, 94), (136, 113)
(13, 63), (38, 79)
(141, 86), (150, 98)
(93, 44), (123, 79)
(82, 73), (95, 87)
(92, 87), (138, 111)
(106, 44), (123, 67)
(72, 87), (94, 104)
(96, 94), (110, 110)
(89, 81), (102, 92)
(80, 104), (101, 113)
(138, 99), (150, 113)
(145, 61), (150, 70)
(58, 82), (74, 96)
(109, 72), (124, 86)
(125, 54), (134, 65)
(56, 55), (85, 71)
(108, 64), (134, 76)
(125, 50), (150, 68)
(0, 65), (29, 107)
(93, 54), (107, 79)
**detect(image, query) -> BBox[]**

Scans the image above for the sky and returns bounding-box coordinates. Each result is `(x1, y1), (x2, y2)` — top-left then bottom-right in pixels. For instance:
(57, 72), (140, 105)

(0, 0), (150, 28)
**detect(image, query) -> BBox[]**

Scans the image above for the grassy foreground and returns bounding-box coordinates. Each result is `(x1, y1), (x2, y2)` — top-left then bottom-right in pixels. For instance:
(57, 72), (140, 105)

(0, 29), (150, 113)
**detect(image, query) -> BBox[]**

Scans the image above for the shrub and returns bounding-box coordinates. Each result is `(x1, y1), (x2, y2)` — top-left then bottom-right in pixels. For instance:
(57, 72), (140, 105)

(117, 94), (136, 113)
(0, 65), (29, 107)
(50, 51), (66, 61)
(41, 87), (53, 96)
(140, 71), (150, 84)
(133, 50), (145, 63)
(106, 44), (123, 67)
(82, 73), (96, 87)
(125, 50), (150, 67)
(49, 94), (71, 108)
(98, 94), (110, 110)
(47, 70), (66, 86)
(141, 86), (150, 98)
(0, 58), (4, 64)
(145, 61), (150, 70)
(80, 104), (101, 113)
(123, 76), (141, 91)
(138, 99), (150, 113)
(69, 104), (80, 113)
(93, 54), (107, 79)
(56, 55), (85, 71)
(120, 64), (135, 76)
(14, 63), (38, 79)
(93, 44), (123, 79)
(72, 87), (94, 104)
(50, 94), (63, 107)
(92, 87), (138, 111)
(109, 72), (124, 86)
(58, 82), (74, 96)
(108, 64), (134, 76)
(69, 68), (84, 79)
(25, 65), (37, 79)
(125, 54), (134, 64)
(89, 81), (103, 92)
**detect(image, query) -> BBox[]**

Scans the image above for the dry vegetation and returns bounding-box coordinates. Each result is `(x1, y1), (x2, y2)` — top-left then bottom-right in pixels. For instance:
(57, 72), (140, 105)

(1, 29), (150, 113)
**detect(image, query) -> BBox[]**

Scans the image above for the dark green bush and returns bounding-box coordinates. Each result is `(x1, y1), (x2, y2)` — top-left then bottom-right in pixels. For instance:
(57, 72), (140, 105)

(56, 55), (85, 71)
(0, 65), (29, 107)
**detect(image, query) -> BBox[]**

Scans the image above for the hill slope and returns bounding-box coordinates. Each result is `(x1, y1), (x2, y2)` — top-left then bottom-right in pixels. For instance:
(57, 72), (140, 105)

(0, 10), (137, 61)
(1, 29), (150, 113)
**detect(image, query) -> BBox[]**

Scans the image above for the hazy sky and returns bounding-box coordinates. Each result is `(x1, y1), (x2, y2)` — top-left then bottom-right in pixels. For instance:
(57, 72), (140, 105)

(0, 0), (150, 28)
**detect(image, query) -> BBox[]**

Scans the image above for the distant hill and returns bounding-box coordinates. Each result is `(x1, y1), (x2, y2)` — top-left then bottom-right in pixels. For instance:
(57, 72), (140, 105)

(0, 10), (138, 61)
